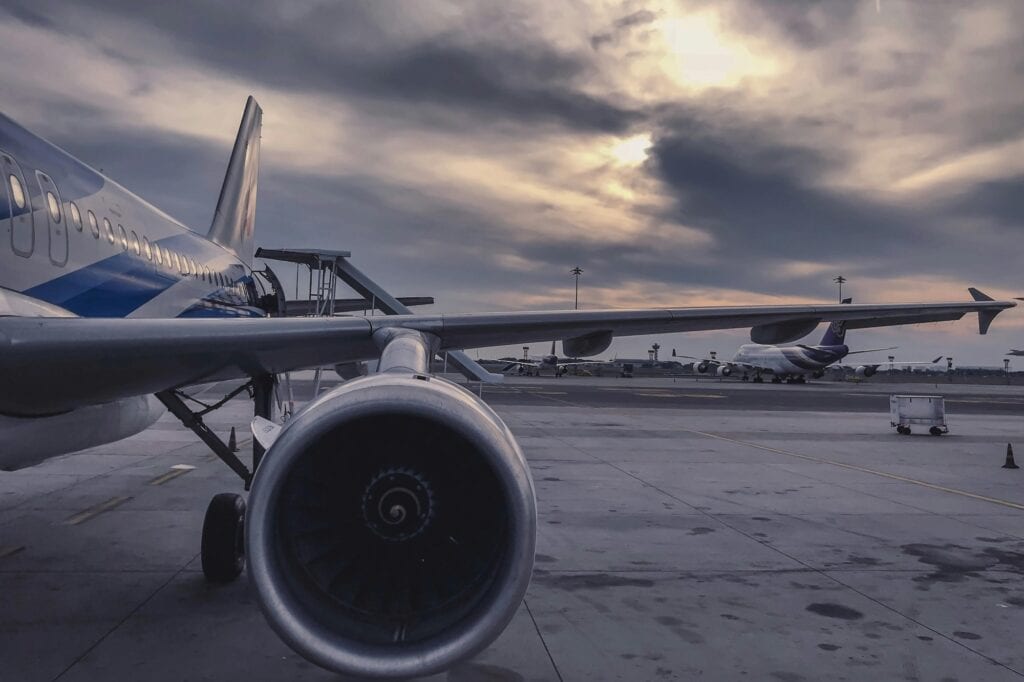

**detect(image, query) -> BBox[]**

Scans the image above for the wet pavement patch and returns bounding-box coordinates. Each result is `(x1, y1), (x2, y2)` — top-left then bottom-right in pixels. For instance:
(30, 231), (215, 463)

(655, 616), (705, 644)
(817, 643), (841, 651)
(688, 527), (715, 536)
(902, 543), (1024, 586)
(953, 631), (982, 640)
(806, 603), (864, 620)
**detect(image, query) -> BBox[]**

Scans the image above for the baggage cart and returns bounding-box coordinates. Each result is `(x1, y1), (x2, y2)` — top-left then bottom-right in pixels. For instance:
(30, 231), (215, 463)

(889, 394), (947, 436)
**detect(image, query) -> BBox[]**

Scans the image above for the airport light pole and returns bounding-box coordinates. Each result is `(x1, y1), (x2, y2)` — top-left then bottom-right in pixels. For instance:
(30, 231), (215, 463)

(571, 266), (583, 310)
(833, 275), (847, 303)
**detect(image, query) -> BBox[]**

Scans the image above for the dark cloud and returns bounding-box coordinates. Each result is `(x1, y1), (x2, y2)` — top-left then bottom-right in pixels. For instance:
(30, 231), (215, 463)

(5, 0), (639, 134)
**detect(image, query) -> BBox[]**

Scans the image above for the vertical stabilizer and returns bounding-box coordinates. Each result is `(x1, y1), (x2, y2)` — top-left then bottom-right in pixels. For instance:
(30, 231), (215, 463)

(819, 297), (852, 345)
(208, 96), (262, 265)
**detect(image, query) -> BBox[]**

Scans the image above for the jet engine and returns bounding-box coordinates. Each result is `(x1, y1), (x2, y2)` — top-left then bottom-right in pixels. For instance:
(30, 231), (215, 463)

(246, 373), (537, 678)
(696, 362), (710, 373)
(716, 365), (732, 377)
(855, 365), (877, 378)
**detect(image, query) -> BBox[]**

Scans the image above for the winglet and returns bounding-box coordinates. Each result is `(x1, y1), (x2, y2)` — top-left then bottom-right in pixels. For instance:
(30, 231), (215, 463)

(968, 288), (1000, 334)
(931, 356), (942, 363)
(969, 287), (994, 302)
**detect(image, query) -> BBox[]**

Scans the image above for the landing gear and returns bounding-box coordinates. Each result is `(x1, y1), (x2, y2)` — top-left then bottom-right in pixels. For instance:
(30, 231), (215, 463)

(741, 373), (750, 382)
(753, 374), (764, 383)
(201, 493), (246, 582)
(157, 374), (278, 585)
(771, 376), (782, 384)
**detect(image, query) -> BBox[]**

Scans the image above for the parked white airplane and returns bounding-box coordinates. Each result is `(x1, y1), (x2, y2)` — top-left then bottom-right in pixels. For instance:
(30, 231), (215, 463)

(0, 97), (1013, 679)
(675, 299), (954, 383)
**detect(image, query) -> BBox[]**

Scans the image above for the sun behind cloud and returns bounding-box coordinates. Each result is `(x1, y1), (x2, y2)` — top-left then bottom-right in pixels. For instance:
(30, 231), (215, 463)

(657, 10), (778, 90)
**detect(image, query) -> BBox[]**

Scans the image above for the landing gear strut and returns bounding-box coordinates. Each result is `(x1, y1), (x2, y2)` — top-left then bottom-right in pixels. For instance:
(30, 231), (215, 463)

(156, 373), (277, 584)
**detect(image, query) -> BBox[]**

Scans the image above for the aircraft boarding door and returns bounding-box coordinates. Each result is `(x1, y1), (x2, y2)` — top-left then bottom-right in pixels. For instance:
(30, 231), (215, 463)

(35, 171), (67, 266)
(1, 152), (33, 257)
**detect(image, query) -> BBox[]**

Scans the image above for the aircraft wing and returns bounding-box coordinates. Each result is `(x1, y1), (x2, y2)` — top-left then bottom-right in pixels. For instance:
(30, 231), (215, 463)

(835, 356), (944, 370)
(0, 295), (1012, 414)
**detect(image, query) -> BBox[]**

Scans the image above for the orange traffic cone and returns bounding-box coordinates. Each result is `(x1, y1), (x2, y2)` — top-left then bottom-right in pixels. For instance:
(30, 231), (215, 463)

(1002, 443), (1019, 469)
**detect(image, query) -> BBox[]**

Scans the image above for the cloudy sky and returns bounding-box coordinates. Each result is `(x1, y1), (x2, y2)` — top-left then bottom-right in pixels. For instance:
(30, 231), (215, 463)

(1, 0), (1022, 364)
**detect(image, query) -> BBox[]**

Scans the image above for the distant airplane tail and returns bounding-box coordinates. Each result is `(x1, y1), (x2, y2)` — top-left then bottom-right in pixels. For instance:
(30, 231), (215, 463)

(208, 96), (262, 266)
(819, 297), (852, 345)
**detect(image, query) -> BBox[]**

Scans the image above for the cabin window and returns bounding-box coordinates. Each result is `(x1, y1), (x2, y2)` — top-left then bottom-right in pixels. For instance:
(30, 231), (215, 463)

(69, 202), (82, 231)
(142, 236), (152, 260)
(46, 192), (61, 223)
(8, 174), (24, 209)
(87, 210), (100, 238)
(117, 224), (128, 250)
(104, 217), (114, 243)
(130, 231), (141, 256)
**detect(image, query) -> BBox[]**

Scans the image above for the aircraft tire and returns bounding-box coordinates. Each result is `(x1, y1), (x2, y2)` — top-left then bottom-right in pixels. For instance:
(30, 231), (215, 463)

(201, 492), (246, 583)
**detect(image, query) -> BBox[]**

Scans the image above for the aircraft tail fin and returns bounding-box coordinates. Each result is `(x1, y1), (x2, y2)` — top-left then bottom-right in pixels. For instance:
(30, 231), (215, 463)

(208, 96), (262, 266)
(819, 297), (852, 345)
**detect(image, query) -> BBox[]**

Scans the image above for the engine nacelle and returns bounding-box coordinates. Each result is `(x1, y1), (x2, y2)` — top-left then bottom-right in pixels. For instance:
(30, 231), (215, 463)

(697, 362), (710, 373)
(246, 373), (537, 678)
(717, 365), (732, 377)
(855, 365), (877, 378)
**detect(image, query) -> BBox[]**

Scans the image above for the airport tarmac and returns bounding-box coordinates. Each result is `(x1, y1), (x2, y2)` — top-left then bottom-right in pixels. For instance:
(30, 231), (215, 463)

(2, 379), (1024, 681)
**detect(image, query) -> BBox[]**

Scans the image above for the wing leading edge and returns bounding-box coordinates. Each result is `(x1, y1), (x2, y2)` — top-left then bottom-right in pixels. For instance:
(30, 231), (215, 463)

(0, 295), (1012, 414)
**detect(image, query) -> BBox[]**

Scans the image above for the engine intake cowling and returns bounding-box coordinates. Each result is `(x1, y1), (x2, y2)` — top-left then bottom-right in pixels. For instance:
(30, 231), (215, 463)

(855, 365), (877, 378)
(717, 366), (732, 377)
(246, 373), (536, 678)
(697, 362), (710, 373)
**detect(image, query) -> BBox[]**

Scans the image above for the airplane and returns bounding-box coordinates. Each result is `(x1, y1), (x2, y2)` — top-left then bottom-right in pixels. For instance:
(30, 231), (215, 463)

(500, 340), (603, 376)
(0, 97), (1014, 679)
(1007, 350), (1024, 356)
(675, 300), (950, 383)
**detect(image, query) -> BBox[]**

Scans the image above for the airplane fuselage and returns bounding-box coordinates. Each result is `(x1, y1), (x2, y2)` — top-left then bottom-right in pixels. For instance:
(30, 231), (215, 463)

(0, 111), (263, 468)
(732, 343), (849, 376)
